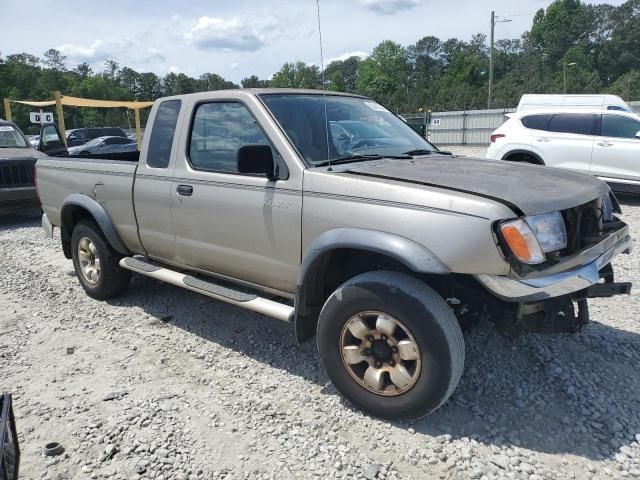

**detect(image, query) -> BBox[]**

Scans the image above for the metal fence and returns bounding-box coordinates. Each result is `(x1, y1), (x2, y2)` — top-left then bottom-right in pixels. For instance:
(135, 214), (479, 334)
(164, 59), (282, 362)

(402, 101), (640, 146)
(426, 108), (515, 145)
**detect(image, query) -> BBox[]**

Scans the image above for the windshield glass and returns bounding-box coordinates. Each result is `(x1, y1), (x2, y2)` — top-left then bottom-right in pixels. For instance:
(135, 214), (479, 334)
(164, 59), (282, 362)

(260, 94), (436, 166)
(0, 124), (28, 148)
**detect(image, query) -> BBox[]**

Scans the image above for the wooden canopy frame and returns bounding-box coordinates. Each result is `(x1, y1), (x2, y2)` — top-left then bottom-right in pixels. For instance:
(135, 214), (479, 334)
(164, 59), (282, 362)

(2, 91), (153, 149)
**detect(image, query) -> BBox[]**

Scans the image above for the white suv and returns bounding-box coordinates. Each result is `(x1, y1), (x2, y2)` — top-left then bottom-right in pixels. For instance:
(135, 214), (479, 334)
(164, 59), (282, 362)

(486, 109), (640, 192)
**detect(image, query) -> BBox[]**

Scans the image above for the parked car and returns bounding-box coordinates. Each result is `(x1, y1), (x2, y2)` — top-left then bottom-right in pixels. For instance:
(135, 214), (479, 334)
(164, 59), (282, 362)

(517, 94), (632, 112)
(0, 121), (54, 213)
(36, 89), (632, 420)
(66, 127), (128, 147)
(27, 135), (40, 147)
(487, 108), (640, 193)
(67, 136), (136, 156)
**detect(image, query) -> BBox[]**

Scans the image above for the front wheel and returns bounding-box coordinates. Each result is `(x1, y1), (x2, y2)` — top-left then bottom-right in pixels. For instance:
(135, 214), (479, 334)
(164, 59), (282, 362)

(317, 271), (465, 420)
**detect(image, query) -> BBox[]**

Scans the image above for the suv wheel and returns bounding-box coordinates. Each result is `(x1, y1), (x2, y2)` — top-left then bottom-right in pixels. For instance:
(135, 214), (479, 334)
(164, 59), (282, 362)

(317, 270), (465, 420)
(71, 219), (131, 300)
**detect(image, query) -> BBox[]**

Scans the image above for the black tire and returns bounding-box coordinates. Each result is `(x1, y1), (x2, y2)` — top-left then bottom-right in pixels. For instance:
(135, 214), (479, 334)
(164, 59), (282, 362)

(71, 219), (130, 300)
(317, 270), (464, 420)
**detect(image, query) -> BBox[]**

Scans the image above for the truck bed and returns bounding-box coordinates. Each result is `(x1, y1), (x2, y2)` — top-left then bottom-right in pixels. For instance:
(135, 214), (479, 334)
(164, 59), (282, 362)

(36, 155), (142, 253)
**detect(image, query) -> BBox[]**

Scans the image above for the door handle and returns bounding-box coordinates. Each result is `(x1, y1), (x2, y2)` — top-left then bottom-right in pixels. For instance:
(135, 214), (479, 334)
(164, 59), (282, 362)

(597, 142), (614, 147)
(536, 137), (550, 142)
(176, 184), (193, 196)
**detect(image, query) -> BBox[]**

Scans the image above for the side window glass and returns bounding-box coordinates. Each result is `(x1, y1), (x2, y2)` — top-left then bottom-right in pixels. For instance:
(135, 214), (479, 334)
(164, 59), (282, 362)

(147, 99), (181, 169)
(189, 102), (276, 174)
(548, 114), (595, 136)
(521, 114), (552, 131)
(601, 115), (640, 139)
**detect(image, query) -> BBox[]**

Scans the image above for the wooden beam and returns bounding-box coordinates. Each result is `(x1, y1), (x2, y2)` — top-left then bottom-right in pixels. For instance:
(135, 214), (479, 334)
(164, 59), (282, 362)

(134, 102), (142, 151)
(3, 98), (12, 122)
(54, 91), (66, 145)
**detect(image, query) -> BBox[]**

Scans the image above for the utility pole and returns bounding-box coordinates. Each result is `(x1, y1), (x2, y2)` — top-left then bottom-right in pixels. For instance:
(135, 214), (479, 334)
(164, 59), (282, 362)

(488, 11), (495, 109)
(563, 62), (577, 94)
(488, 12), (512, 109)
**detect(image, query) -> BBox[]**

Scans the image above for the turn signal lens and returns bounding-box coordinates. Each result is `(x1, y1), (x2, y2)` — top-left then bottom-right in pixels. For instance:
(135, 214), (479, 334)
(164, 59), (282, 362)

(490, 134), (505, 143)
(500, 219), (545, 264)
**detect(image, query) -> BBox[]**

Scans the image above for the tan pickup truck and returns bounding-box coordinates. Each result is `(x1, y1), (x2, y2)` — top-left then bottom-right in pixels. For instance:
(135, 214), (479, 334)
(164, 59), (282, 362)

(36, 89), (632, 419)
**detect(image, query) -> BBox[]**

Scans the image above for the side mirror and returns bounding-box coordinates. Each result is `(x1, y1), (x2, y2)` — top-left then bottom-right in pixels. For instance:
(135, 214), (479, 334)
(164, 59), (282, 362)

(237, 145), (277, 180)
(38, 123), (68, 156)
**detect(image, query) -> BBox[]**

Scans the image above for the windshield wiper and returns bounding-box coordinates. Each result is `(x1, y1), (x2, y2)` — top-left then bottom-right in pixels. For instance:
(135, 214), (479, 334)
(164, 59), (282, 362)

(315, 153), (412, 167)
(402, 148), (433, 156)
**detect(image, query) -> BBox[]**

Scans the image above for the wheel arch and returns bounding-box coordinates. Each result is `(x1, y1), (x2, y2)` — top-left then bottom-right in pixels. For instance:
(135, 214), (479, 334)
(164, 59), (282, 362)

(60, 194), (130, 258)
(502, 149), (545, 165)
(294, 228), (449, 342)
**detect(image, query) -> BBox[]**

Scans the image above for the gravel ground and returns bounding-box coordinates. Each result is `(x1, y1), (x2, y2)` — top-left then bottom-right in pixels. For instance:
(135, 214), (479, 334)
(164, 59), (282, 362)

(437, 145), (489, 158)
(1, 201), (639, 480)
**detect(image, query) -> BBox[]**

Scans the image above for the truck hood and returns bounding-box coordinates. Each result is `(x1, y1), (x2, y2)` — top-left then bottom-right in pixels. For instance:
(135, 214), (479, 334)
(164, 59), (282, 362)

(0, 147), (44, 162)
(343, 155), (609, 216)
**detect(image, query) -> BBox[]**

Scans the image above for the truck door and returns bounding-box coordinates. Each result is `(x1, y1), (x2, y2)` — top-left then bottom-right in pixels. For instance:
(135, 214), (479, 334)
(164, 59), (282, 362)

(170, 99), (302, 294)
(134, 99), (182, 261)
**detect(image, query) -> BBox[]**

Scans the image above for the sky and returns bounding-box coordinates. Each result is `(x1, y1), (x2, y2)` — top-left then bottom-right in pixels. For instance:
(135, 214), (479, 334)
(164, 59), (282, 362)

(0, 0), (628, 82)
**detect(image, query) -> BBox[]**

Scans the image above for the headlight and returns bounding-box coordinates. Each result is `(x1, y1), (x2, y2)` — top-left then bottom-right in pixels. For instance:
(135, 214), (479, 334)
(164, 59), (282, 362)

(499, 211), (566, 265)
(524, 211), (567, 253)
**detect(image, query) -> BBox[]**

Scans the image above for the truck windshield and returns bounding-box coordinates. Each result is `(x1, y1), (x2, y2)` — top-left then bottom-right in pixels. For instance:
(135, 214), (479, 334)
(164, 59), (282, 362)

(260, 94), (436, 166)
(0, 125), (28, 148)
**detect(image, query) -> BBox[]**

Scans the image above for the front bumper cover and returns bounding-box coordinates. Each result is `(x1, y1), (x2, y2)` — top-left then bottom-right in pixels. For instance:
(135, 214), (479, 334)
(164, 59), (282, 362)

(475, 226), (633, 303)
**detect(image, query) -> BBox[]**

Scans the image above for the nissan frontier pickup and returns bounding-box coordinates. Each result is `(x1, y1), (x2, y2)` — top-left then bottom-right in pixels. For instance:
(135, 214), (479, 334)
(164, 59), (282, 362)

(36, 89), (632, 419)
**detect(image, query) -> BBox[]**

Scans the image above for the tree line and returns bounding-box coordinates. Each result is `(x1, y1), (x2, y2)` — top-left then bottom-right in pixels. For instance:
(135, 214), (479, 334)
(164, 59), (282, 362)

(1, 0), (639, 132)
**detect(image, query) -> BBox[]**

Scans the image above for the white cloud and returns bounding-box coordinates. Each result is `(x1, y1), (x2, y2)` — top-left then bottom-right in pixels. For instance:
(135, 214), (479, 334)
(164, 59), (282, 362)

(58, 38), (133, 64)
(327, 51), (369, 64)
(57, 38), (165, 68)
(184, 17), (265, 51)
(146, 48), (165, 62)
(230, 62), (239, 70)
(168, 66), (180, 74)
(357, 0), (421, 15)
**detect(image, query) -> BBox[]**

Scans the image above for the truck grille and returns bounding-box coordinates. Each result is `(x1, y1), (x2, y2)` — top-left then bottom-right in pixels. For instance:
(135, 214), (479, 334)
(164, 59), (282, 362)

(561, 197), (605, 255)
(0, 162), (35, 188)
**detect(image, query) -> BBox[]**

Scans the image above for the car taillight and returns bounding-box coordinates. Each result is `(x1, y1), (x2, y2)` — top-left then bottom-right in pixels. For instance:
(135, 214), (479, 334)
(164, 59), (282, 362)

(490, 134), (505, 143)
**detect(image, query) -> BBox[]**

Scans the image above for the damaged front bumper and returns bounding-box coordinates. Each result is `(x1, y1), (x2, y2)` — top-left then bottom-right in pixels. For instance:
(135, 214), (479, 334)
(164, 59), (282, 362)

(475, 224), (633, 303)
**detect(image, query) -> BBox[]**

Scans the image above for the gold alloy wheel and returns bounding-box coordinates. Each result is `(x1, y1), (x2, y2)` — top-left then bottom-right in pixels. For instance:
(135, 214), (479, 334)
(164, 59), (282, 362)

(77, 236), (101, 285)
(340, 311), (421, 396)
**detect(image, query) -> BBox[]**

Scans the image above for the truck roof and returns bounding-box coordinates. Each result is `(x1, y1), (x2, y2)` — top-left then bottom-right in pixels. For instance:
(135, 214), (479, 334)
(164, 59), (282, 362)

(157, 88), (366, 102)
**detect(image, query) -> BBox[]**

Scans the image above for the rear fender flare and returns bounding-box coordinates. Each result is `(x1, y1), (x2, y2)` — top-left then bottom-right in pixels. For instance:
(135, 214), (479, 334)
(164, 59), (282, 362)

(60, 193), (130, 255)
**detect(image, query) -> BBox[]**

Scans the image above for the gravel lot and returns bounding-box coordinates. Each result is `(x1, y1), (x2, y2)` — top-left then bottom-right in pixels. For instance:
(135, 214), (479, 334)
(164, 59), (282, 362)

(1, 197), (639, 480)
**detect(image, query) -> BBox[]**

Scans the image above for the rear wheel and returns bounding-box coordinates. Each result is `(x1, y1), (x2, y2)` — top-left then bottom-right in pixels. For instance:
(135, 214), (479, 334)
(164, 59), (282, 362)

(317, 271), (465, 420)
(71, 219), (130, 299)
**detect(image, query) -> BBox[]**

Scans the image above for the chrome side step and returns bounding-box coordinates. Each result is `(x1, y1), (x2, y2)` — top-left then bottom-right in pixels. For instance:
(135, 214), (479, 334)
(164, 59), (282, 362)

(119, 257), (294, 323)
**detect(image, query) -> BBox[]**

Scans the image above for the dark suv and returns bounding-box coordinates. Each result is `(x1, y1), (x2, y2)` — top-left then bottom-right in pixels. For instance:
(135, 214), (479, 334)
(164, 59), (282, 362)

(66, 127), (128, 147)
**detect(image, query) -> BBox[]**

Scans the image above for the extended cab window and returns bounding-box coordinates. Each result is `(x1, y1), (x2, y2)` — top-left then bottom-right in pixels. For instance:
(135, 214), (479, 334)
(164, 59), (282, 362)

(189, 102), (272, 173)
(147, 99), (181, 168)
(601, 115), (640, 139)
(548, 114), (596, 136)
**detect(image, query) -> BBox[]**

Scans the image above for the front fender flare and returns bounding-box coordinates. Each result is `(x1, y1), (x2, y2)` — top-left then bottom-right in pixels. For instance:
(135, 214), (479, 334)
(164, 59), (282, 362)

(299, 228), (448, 283)
(61, 193), (130, 255)
(294, 228), (448, 341)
